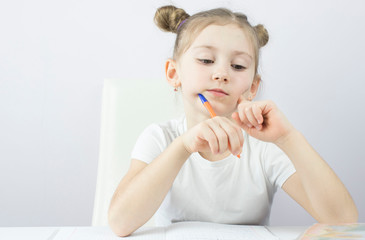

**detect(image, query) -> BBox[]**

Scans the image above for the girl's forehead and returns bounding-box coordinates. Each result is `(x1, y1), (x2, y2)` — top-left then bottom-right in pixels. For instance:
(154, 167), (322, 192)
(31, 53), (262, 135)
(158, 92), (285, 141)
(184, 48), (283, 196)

(188, 24), (254, 55)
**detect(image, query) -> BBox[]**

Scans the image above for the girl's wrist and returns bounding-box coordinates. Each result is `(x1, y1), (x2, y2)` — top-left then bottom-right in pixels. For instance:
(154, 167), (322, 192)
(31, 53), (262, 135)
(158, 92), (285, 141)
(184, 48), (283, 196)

(274, 128), (302, 149)
(177, 135), (194, 156)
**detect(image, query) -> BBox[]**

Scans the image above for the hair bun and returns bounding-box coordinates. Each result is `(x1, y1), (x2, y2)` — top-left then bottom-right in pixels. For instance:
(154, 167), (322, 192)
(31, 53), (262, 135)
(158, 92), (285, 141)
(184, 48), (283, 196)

(154, 5), (190, 33)
(254, 24), (269, 47)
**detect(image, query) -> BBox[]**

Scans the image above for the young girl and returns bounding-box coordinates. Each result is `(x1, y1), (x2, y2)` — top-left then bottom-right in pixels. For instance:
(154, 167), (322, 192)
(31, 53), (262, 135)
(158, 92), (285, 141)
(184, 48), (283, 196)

(108, 5), (358, 237)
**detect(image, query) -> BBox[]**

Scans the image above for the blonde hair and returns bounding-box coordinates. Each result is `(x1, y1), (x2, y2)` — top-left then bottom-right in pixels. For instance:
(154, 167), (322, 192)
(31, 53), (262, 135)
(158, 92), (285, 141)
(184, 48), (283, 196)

(154, 5), (269, 75)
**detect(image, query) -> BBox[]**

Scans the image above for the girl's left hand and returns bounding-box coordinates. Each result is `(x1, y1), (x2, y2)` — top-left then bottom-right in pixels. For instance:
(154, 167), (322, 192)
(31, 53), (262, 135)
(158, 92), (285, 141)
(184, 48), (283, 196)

(231, 97), (295, 145)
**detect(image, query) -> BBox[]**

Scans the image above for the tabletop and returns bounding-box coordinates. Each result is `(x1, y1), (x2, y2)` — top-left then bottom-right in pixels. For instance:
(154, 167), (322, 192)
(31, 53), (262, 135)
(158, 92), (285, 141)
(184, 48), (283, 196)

(0, 225), (307, 240)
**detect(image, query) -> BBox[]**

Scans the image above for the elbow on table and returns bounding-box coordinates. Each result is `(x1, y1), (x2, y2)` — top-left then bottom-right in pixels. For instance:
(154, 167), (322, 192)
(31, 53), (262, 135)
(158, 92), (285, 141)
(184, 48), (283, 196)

(108, 211), (136, 237)
(319, 208), (359, 224)
(340, 210), (359, 224)
(338, 205), (359, 224)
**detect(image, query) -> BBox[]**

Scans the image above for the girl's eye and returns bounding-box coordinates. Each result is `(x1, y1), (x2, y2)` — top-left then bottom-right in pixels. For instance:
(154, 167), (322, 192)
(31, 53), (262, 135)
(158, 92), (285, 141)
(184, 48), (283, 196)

(198, 59), (214, 64)
(231, 64), (246, 70)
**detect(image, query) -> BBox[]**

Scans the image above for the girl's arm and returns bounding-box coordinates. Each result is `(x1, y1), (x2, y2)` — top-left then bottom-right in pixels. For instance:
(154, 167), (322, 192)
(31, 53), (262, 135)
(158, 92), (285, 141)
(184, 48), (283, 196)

(108, 136), (190, 237)
(232, 99), (358, 223)
(109, 117), (244, 237)
(278, 130), (358, 223)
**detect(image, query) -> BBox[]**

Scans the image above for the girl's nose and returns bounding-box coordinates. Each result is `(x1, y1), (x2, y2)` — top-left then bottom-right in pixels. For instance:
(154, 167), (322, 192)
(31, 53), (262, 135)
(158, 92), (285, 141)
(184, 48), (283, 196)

(212, 71), (229, 82)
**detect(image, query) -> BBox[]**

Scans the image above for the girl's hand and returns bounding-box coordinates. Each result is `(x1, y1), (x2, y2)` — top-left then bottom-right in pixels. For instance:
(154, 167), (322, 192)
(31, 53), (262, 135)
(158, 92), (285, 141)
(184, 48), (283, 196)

(182, 117), (244, 156)
(231, 97), (295, 145)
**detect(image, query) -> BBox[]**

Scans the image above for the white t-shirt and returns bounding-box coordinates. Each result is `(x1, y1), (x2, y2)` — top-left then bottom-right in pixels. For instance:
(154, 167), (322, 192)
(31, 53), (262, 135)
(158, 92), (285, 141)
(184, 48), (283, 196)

(131, 115), (296, 226)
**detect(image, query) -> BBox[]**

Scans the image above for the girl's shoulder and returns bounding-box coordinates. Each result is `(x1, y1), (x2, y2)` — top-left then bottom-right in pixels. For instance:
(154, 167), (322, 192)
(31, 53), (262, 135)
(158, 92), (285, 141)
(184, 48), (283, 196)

(131, 116), (186, 164)
(153, 115), (186, 137)
(142, 115), (186, 142)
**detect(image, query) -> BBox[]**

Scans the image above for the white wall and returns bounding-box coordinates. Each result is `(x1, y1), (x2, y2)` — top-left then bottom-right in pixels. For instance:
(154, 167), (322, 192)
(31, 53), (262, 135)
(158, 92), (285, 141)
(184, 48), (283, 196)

(0, 0), (364, 226)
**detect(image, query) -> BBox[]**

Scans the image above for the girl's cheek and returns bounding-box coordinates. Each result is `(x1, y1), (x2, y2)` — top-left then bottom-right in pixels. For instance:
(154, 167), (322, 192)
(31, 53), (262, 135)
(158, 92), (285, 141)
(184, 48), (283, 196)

(235, 81), (252, 95)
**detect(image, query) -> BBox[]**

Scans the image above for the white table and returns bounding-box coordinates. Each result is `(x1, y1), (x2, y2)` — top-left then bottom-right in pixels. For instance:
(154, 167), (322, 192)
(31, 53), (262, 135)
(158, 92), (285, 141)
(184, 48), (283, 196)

(269, 226), (307, 239)
(0, 225), (307, 240)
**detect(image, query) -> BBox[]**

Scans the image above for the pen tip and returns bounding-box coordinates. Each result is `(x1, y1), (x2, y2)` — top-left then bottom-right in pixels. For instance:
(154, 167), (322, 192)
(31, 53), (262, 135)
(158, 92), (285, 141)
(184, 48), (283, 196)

(198, 93), (207, 103)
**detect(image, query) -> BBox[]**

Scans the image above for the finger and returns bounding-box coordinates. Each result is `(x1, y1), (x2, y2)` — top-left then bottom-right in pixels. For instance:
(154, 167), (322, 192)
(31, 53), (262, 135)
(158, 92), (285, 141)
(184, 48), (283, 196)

(200, 123), (219, 154)
(245, 106), (258, 128)
(220, 118), (243, 155)
(232, 112), (249, 132)
(230, 118), (245, 150)
(251, 104), (263, 130)
(252, 104), (263, 125)
(207, 119), (228, 154)
(238, 104), (251, 127)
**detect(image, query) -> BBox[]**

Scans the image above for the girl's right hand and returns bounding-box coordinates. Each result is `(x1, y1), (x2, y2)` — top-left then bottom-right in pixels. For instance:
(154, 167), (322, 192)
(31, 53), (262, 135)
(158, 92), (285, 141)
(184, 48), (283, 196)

(182, 116), (244, 156)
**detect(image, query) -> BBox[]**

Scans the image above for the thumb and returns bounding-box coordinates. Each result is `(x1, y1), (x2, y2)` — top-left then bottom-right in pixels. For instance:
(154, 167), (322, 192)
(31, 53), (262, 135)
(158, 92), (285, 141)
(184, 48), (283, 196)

(232, 112), (250, 132)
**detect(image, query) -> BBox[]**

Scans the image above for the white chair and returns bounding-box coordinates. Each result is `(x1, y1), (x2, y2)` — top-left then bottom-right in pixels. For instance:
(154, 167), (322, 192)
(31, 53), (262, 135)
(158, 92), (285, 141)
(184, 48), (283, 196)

(92, 78), (182, 226)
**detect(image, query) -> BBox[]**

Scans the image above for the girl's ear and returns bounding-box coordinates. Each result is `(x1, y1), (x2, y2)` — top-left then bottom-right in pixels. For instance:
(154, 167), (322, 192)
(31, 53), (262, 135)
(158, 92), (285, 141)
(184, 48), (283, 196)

(249, 75), (261, 99)
(165, 59), (181, 88)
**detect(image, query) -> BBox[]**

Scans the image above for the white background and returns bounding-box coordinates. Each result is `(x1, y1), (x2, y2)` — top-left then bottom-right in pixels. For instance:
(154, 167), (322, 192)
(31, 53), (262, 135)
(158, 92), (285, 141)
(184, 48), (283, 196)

(0, 0), (364, 226)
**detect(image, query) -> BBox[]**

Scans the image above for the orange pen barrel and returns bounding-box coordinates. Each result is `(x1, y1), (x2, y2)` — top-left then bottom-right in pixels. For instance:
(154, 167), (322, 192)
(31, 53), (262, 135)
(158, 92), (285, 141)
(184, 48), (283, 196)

(203, 102), (216, 118)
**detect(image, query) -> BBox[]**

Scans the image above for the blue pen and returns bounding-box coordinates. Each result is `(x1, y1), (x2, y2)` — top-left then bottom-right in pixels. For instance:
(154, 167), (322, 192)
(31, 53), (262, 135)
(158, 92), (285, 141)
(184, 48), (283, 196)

(198, 94), (216, 118)
(198, 93), (241, 158)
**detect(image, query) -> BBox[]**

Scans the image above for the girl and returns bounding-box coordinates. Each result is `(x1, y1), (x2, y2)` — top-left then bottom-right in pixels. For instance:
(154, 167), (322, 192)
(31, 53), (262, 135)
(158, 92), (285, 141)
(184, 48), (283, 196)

(108, 5), (358, 237)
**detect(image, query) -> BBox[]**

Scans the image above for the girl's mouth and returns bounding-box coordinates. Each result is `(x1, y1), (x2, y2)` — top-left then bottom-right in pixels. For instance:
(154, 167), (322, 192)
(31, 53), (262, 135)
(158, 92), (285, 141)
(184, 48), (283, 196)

(207, 88), (228, 97)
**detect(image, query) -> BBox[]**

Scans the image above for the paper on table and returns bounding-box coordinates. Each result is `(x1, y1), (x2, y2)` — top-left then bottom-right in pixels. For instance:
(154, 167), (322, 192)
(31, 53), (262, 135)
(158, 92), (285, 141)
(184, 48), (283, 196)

(297, 223), (365, 239)
(165, 221), (279, 240)
(0, 227), (61, 240)
(64, 222), (278, 240)
(64, 226), (164, 240)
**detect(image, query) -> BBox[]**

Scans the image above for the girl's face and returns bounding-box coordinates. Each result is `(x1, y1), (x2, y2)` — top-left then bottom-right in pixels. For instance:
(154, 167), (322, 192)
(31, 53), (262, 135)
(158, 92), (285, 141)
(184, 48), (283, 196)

(175, 24), (258, 117)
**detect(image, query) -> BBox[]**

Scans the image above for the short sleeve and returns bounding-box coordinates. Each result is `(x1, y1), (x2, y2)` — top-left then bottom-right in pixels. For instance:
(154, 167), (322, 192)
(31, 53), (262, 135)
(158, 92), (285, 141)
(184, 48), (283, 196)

(263, 142), (296, 190)
(130, 124), (169, 164)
